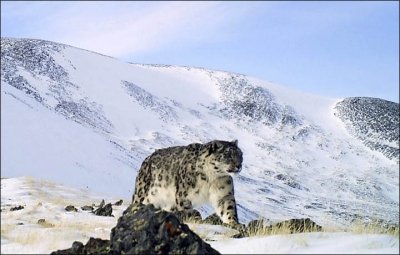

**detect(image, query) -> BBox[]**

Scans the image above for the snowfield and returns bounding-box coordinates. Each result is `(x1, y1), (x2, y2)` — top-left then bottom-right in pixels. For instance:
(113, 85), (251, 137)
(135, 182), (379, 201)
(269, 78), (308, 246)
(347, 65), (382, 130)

(1, 176), (398, 254)
(1, 37), (399, 253)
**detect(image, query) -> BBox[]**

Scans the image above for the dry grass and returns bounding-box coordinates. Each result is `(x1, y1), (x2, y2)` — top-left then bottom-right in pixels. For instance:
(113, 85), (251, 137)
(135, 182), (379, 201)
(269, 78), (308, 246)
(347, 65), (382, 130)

(181, 212), (399, 240)
(348, 219), (399, 237)
(243, 217), (399, 238)
(2, 176), (397, 254)
(1, 214), (115, 251)
(244, 218), (323, 237)
(1, 176), (127, 253)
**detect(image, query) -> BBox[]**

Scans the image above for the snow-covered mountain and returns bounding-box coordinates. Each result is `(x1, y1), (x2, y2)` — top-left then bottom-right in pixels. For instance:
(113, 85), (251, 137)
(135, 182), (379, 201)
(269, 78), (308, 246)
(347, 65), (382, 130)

(1, 37), (398, 228)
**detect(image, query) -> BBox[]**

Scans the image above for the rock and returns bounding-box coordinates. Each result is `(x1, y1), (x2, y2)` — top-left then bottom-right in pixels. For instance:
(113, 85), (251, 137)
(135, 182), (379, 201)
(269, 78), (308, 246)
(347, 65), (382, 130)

(113, 199), (123, 206)
(93, 203), (113, 217)
(91, 199), (113, 216)
(98, 199), (105, 208)
(109, 203), (220, 254)
(38, 218), (55, 227)
(230, 219), (268, 238)
(52, 241), (85, 255)
(231, 218), (322, 238)
(81, 205), (94, 211)
(65, 205), (78, 212)
(10, 205), (24, 211)
(83, 238), (110, 254)
(51, 238), (110, 255)
(334, 97), (399, 162)
(272, 218), (322, 233)
(51, 203), (220, 255)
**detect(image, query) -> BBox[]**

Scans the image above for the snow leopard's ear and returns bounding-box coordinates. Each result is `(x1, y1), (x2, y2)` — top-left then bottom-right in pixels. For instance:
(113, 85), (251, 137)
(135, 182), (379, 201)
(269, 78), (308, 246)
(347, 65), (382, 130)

(232, 139), (238, 146)
(208, 140), (221, 155)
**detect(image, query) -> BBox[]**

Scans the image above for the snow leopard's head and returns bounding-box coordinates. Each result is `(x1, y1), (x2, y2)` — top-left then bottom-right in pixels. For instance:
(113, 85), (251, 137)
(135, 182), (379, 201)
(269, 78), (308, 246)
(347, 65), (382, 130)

(206, 139), (243, 174)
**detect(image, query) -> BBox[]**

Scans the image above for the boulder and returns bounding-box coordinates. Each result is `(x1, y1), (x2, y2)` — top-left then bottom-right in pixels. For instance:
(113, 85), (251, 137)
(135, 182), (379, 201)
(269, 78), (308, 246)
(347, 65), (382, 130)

(51, 238), (110, 254)
(81, 205), (94, 211)
(271, 218), (322, 233)
(93, 203), (113, 217)
(64, 205), (77, 212)
(113, 199), (123, 206)
(50, 203), (220, 254)
(109, 203), (220, 254)
(10, 205), (24, 211)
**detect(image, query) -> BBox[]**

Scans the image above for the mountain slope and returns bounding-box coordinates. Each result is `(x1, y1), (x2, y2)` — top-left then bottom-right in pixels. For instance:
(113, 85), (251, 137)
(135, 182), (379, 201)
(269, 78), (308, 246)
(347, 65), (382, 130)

(1, 37), (398, 227)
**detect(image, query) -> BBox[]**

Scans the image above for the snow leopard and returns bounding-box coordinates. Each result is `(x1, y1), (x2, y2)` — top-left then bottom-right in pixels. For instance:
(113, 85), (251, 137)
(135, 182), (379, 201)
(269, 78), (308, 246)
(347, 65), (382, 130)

(131, 139), (243, 226)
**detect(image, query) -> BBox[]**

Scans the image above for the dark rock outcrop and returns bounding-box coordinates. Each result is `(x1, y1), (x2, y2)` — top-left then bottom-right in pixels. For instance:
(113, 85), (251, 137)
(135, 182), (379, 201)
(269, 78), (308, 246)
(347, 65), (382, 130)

(10, 205), (24, 211)
(334, 97), (399, 162)
(109, 204), (220, 254)
(1, 38), (114, 134)
(51, 201), (324, 254)
(81, 205), (94, 211)
(233, 217), (323, 238)
(51, 238), (111, 255)
(51, 203), (220, 255)
(271, 218), (323, 233)
(65, 205), (77, 212)
(113, 199), (123, 206)
(93, 202), (113, 217)
(217, 74), (303, 128)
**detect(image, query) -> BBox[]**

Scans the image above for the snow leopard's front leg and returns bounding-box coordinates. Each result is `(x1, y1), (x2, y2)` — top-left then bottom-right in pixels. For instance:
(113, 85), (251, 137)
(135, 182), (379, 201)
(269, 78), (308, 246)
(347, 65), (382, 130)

(209, 175), (240, 226)
(172, 178), (202, 221)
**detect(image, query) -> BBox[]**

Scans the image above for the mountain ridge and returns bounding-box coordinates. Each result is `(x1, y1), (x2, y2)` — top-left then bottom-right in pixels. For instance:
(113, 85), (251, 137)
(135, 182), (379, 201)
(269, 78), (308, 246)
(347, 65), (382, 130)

(1, 37), (398, 228)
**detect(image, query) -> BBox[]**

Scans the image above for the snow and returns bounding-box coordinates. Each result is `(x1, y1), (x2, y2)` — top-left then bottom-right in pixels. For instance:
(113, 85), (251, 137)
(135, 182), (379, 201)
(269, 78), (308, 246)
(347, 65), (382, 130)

(211, 232), (399, 254)
(1, 82), (138, 198)
(1, 37), (399, 254)
(1, 176), (398, 254)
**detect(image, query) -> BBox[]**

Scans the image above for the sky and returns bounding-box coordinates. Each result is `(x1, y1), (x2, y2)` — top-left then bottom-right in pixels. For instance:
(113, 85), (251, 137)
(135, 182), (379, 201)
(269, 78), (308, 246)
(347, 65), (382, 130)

(1, 1), (399, 103)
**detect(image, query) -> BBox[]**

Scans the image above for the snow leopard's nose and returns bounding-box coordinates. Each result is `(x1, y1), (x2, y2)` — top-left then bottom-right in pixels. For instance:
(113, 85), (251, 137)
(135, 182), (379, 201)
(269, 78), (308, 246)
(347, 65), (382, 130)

(228, 163), (242, 173)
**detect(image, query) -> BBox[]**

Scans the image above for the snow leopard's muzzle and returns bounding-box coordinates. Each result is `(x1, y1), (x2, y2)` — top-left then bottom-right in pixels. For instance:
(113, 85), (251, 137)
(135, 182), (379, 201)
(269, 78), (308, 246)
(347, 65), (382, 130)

(227, 163), (242, 173)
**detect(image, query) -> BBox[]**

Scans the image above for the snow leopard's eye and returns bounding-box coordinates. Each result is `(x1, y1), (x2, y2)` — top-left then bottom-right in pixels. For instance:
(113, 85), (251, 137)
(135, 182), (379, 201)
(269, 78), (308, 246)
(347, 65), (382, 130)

(224, 151), (232, 157)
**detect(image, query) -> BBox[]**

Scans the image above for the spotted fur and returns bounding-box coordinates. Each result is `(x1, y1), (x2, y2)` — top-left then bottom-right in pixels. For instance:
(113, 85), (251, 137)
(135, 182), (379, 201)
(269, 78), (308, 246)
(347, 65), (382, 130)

(132, 139), (243, 225)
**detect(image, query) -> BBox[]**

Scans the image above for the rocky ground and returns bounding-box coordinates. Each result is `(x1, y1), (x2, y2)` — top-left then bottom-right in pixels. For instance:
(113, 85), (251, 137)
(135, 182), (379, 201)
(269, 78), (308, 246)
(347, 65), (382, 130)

(50, 202), (323, 254)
